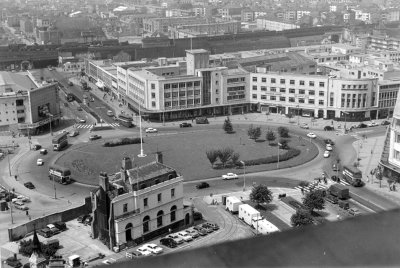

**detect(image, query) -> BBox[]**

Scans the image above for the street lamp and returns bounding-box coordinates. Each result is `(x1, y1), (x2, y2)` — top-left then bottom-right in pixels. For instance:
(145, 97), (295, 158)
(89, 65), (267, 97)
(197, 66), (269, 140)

(8, 189), (14, 224)
(342, 111), (349, 133)
(240, 161), (246, 191)
(277, 142), (282, 169)
(296, 105), (300, 125)
(138, 100), (146, 158)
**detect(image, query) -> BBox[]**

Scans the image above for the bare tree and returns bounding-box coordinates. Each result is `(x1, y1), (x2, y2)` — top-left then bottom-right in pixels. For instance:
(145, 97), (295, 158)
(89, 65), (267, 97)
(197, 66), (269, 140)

(218, 147), (234, 167)
(206, 149), (219, 168)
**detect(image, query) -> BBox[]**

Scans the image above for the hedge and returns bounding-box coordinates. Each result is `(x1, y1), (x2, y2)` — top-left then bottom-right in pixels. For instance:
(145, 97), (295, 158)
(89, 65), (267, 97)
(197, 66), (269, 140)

(104, 137), (142, 147)
(241, 148), (300, 166)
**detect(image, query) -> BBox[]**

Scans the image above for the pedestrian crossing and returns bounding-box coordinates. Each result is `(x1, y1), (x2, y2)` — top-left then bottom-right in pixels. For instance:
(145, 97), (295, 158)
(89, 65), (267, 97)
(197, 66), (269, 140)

(74, 123), (121, 129)
(294, 179), (350, 193)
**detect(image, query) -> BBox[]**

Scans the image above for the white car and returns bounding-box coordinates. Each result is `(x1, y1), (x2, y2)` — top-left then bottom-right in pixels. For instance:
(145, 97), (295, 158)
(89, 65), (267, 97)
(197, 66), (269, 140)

(222, 173), (238, 180)
(143, 243), (163, 254)
(300, 123), (309, 129)
(137, 246), (152, 256)
(367, 121), (378, 127)
(323, 151), (330, 158)
(326, 144), (333, 151)
(37, 159), (44, 166)
(307, 132), (317, 139)
(177, 231), (193, 242)
(78, 118), (86, 123)
(107, 110), (114, 116)
(145, 127), (158, 133)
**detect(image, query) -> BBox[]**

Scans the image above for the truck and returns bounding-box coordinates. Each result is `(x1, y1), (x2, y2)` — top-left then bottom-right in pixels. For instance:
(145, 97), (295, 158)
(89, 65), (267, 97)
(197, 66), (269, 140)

(252, 218), (280, 235)
(238, 204), (261, 226)
(226, 196), (242, 214)
(328, 183), (350, 200)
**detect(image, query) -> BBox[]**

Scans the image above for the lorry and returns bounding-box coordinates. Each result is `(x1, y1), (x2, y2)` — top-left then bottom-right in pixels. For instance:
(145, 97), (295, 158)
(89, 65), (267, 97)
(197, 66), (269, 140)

(328, 183), (350, 200)
(226, 196), (242, 214)
(238, 204), (261, 226)
(252, 218), (280, 235)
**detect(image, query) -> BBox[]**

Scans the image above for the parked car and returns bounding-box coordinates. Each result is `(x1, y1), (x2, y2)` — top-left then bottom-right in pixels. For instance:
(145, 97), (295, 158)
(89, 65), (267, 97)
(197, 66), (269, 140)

(323, 151), (330, 158)
(84, 215), (93, 225)
(200, 225), (214, 233)
(53, 221), (67, 231)
(338, 200), (350, 210)
(47, 224), (60, 235)
(33, 144), (42, 150)
(193, 225), (208, 236)
(203, 222), (219, 231)
(196, 182), (209, 189)
(326, 144), (333, 151)
(166, 233), (184, 244)
(358, 123), (368, 128)
(180, 122), (192, 128)
(324, 126), (334, 131)
(137, 246), (152, 256)
(126, 250), (143, 259)
(145, 127), (158, 133)
(307, 132), (317, 139)
(160, 238), (177, 248)
(89, 135), (101, 141)
(185, 228), (200, 239)
(143, 243), (163, 254)
(38, 228), (52, 238)
(348, 208), (360, 216)
(222, 173), (238, 180)
(300, 123), (309, 129)
(14, 204), (29, 211)
(24, 182), (35, 189)
(325, 194), (338, 204)
(77, 214), (90, 223)
(367, 121), (378, 127)
(69, 130), (79, 137)
(324, 139), (335, 146)
(107, 110), (114, 117)
(381, 120), (390, 126)
(177, 231), (193, 242)
(39, 149), (47, 155)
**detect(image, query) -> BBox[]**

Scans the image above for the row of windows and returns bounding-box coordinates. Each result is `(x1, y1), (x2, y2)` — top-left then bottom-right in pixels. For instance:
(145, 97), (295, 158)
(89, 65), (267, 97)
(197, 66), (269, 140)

(0, 111), (16, 114)
(252, 95), (324, 105)
(252, 86), (326, 96)
(141, 205), (178, 233)
(379, 100), (396, 108)
(164, 99), (201, 106)
(0, 118), (17, 122)
(227, 77), (246, 83)
(379, 91), (397, 99)
(227, 94), (245, 100)
(164, 81), (200, 89)
(164, 90), (201, 98)
(122, 189), (176, 214)
(252, 77), (325, 87)
(341, 84), (368, 89)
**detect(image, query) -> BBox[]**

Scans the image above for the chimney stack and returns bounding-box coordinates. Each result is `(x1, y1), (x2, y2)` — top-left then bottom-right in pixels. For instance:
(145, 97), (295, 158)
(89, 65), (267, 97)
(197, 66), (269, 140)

(156, 152), (163, 164)
(99, 172), (109, 192)
(121, 157), (132, 183)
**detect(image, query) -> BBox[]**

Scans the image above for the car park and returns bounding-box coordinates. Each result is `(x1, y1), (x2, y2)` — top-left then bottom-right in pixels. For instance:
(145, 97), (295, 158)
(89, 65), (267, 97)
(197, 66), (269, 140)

(137, 246), (152, 256)
(166, 233), (184, 244)
(69, 130), (79, 137)
(193, 225), (208, 235)
(160, 238), (177, 248)
(185, 228), (200, 239)
(300, 123), (309, 129)
(24, 182), (35, 189)
(144, 244), (163, 254)
(180, 122), (192, 128)
(177, 231), (193, 242)
(381, 120), (390, 126)
(222, 173), (238, 180)
(323, 151), (330, 158)
(196, 182), (209, 189)
(145, 127), (158, 133)
(203, 222), (219, 231)
(89, 135), (101, 141)
(126, 250), (143, 259)
(326, 144), (333, 151)
(39, 149), (47, 155)
(47, 224), (60, 235)
(36, 159), (44, 166)
(307, 132), (316, 139)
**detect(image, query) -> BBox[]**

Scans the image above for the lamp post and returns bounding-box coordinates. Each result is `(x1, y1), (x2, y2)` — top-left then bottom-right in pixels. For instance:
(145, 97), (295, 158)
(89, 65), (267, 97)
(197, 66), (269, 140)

(342, 111), (349, 133)
(138, 100), (146, 158)
(277, 142), (282, 169)
(8, 189), (14, 224)
(240, 161), (246, 191)
(52, 175), (57, 199)
(296, 105), (300, 125)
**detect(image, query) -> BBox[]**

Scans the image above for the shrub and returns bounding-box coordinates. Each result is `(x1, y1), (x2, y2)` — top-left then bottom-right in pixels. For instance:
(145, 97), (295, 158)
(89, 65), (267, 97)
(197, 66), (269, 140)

(19, 239), (60, 259)
(103, 137), (142, 147)
(278, 127), (290, 138)
(242, 148), (300, 166)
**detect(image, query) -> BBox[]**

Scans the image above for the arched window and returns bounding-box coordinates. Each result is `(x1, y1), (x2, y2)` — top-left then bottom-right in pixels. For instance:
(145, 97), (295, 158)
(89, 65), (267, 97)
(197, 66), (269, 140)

(143, 216), (150, 233)
(157, 210), (164, 227)
(170, 205), (177, 222)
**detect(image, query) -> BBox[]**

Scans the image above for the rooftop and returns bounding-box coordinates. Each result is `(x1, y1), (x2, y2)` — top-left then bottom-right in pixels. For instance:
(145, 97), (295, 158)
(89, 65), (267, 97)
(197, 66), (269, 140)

(0, 71), (37, 93)
(127, 161), (176, 184)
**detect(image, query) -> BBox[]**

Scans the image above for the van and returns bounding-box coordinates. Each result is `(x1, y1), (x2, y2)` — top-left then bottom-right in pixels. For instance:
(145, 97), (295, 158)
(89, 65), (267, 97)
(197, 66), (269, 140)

(338, 200), (349, 210)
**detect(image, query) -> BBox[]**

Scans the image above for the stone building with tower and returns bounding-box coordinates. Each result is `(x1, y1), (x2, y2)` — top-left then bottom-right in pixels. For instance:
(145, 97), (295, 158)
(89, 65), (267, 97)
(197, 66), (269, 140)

(29, 230), (46, 268)
(90, 153), (192, 251)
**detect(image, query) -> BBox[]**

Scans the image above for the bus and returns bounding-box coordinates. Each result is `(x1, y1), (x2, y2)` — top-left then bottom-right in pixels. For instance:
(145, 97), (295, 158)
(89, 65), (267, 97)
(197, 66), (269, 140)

(66, 93), (74, 102)
(118, 114), (134, 128)
(342, 165), (363, 187)
(52, 132), (68, 151)
(49, 165), (71, 184)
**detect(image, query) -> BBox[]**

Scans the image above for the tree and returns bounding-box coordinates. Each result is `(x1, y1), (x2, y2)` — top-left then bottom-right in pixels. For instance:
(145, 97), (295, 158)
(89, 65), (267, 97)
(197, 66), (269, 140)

(302, 189), (325, 212)
(218, 147), (234, 167)
(249, 184), (273, 208)
(291, 209), (314, 227)
(247, 124), (261, 141)
(279, 139), (288, 149)
(223, 117), (233, 133)
(231, 152), (240, 166)
(266, 130), (276, 145)
(277, 127), (289, 138)
(205, 150), (219, 168)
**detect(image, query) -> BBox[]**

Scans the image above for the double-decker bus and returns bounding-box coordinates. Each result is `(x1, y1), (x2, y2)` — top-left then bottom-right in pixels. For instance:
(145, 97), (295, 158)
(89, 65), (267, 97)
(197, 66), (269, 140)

(118, 114), (134, 128)
(49, 164), (71, 184)
(52, 132), (68, 151)
(342, 165), (363, 187)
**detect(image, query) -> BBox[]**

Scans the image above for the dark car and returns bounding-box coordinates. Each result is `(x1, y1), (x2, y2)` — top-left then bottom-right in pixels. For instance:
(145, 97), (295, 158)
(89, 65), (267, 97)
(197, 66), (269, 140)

(180, 122), (192, 128)
(33, 144), (42, 150)
(195, 117), (209, 124)
(89, 135), (101, 141)
(39, 149), (48, 155)
(38, 228), (52, 238)
(84, 215), (93, 225)
(193, 226), (208, 236)
(381, 120), (390, 126)
(324, 126), (334, 131)
(203, 222), (219, 231)
(54, 221), (67, 231)
(199, 225), (214, 233)
(325, 194), (338, 204)
(160, 237), (178, 248)
(77, 214), (90, 223)
(324, 139), (335, 145)
(358, 123), (368, 128)
(24, 182), (35, 189)
(196, 182), (209, 189)
(331, 175), (340, 182)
